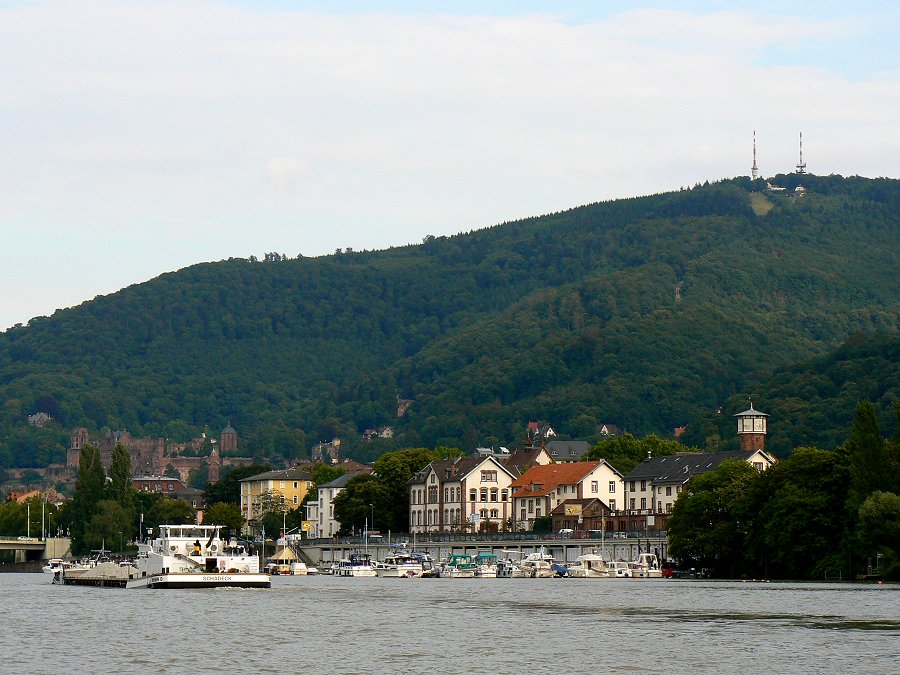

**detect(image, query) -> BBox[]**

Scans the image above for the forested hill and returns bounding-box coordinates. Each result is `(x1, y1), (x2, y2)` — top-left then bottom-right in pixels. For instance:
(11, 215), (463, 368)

(1, 174), (898, 468)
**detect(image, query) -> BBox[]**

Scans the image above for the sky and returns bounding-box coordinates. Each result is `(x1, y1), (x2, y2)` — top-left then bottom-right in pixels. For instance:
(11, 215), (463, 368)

(1, 0), (898, 331)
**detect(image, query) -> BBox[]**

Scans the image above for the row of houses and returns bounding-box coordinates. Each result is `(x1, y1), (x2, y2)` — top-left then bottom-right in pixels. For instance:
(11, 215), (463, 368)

(235, 406), (774, 538)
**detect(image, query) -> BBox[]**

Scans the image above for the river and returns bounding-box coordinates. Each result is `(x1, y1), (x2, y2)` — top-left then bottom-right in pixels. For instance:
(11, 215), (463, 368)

(2, 573), (897, 674)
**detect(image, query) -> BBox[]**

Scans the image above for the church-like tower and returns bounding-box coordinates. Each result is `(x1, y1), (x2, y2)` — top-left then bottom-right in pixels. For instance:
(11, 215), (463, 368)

(220, 423), (238, 453)
(735, 403), (767, 452)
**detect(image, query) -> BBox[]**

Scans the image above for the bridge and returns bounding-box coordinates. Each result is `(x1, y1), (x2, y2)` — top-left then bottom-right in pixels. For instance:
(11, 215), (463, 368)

(0, 537), (72, 564)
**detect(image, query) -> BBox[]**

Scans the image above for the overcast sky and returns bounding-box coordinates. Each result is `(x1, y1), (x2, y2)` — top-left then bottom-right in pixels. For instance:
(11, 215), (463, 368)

(1, 1), (898, 331)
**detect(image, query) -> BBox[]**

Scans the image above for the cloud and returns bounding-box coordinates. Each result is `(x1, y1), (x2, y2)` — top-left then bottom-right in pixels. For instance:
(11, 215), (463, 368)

(0, 1), (898, 329)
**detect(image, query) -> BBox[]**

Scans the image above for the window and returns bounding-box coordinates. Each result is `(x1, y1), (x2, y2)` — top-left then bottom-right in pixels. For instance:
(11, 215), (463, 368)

(280, 494), (286, 504)
(501, 489), (508, 502)
(480, 509), (488, 519)
(666, 502), (673, 513)
(629, 498), (636, 510)
(630, 481), (636, 491)
(293, 481), (298, 489)
(481, 488), (488, 502)
(535, 507), (542, 518)
(753, 462), (764, 471)
(609, 499), (616, 511)
(293, 495), (298, 504)
(490, 509), (498, 519)
(470, 489), (477, 502)
(444, 487), (449, 502)
(280, 481), (285, 488)
(609, 481), (616, 493)
(640, 480), (647, 491)
(430, 474), (436, 483)
(428, 486), (438, 503)
(640, 497), (647, 510)
(481, 470), (498, 482)
(665, 486), (672, 496)
(520, 508), (526, 522)
(591, 481), (599, 493)
(528, 500), (534, 514)
(490, 488), (498, 502)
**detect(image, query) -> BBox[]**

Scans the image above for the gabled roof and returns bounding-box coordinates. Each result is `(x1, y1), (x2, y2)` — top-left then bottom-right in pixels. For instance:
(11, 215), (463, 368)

(623, 451), (765, 483)
(408, 455), (515, 486)
(509, 461), (606, 497)
(549, 497), (610, 516)
(501, 447), (551, 476)
(240, 467), (315, 483)
(318, 473), (358, 489)
(545, 440), (590, 461)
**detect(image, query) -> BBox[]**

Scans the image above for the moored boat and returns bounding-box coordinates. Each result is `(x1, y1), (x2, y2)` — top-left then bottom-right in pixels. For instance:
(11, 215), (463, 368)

(568, 552), (609, 578)
(474, 552), (499, 578)
(630, 552), (663, 578)
(336, 552), (377, 577)
(377, 550), (424, 578)
(442, 553), (477, 578)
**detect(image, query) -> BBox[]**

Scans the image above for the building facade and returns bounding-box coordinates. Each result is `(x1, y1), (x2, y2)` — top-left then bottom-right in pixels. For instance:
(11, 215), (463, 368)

(408, 456), (517, 534)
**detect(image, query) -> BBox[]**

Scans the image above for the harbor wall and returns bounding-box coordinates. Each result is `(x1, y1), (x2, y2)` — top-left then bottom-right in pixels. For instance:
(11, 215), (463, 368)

(298, 536), (668, 566)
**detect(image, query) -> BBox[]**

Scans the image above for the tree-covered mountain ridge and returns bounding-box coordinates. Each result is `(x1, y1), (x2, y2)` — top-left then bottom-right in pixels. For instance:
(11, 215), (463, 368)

(1, 174), (898, 468)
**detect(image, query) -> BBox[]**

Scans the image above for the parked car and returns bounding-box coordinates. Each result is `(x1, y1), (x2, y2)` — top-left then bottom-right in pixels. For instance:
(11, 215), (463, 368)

(557, 528), (574, 538)
(572, 530), (589, 539)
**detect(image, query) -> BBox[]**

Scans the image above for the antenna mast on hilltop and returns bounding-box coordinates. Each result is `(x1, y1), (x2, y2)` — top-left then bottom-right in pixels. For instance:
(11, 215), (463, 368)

(751, 130), (759, 180)
(796, 132), (807, 174)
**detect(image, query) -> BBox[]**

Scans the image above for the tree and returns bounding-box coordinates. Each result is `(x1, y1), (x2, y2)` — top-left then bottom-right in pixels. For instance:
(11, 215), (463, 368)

(371, 447), (454, 531)
(845, 401), (890, 513)
(752, 447), (851, 579)
(203, 464), (271, 507)
(333, 475), (390, 535)
(584, 434), (690, 474)
(82, 499), (134, 553)
(204, 502), (245, 537)
(667, 460), (759, 577)
(62, 444), (107, 554)
(857, 491), (900, 581)
(145, 497), (195, 533)
(108, 443), (133, 507)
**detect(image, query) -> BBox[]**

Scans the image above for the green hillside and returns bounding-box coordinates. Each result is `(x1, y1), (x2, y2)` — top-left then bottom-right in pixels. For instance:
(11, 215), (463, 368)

(1, 174), (898, 468)
(682, 333), (900, 455)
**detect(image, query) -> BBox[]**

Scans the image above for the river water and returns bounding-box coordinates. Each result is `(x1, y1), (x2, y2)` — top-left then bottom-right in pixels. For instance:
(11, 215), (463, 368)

(2, 573), (897, 674)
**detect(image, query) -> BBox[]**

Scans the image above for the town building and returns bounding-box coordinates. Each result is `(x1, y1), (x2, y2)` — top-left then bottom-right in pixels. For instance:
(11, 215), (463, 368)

(239, 467), (315, 525)
(408, 455), (517, 534)
(618, 449), (776, 533)
(508, 460), (625, 532)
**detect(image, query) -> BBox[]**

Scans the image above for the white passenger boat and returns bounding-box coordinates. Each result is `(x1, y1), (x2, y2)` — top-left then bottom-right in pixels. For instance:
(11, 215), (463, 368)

(568, 552), (610, 578)
(630, 553), (663, 578)
(125, 524), (270, 589)
(336, 552), (377, 577)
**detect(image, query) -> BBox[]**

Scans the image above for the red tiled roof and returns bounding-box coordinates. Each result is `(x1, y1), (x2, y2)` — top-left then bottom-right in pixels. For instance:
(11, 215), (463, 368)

(508, 461), (602, 497)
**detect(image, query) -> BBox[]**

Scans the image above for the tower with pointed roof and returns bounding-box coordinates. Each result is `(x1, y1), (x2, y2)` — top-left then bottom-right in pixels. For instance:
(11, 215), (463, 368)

(220, 423), (238, 453)
(735, 402), (767, 452)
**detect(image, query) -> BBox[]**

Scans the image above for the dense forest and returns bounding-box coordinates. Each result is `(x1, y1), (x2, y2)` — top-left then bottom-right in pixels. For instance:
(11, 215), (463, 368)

(1, 174), (898, 470)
